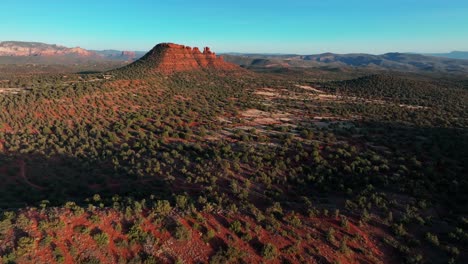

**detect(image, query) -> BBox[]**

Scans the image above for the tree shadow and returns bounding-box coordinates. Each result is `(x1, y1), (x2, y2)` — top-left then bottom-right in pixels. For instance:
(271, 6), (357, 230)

(0, 152), (170, 209)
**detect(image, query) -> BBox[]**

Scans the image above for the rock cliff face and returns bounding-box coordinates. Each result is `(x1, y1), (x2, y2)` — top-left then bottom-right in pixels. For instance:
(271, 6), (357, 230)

(0, 41), (95, 57)
(134, 43), (240, 74)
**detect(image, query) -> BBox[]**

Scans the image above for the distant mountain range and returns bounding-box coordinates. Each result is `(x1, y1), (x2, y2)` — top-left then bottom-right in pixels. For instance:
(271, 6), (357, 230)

(223, 52), (468, 73)
(423, 51), (468, 60)
(92, 49), (146, 60)
(1, 41), (468, 74)
(0, 41), (145, 62)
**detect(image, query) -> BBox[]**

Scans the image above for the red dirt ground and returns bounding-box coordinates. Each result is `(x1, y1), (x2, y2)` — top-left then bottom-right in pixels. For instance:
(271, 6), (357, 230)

(3, 207), (397, 264)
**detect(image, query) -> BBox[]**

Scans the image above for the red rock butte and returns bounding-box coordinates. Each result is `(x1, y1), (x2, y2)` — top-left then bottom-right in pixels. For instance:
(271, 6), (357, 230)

(133, 43), (241, 74)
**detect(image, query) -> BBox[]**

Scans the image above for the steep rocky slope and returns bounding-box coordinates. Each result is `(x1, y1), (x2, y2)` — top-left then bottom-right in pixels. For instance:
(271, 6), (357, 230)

(123, 43), (242, 74)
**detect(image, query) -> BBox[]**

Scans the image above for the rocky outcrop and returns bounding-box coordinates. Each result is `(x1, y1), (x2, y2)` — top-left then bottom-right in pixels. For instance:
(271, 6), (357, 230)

(121, 51), (136, 60)
(0, 41), (95, 57)
(133, 43), (240, 74)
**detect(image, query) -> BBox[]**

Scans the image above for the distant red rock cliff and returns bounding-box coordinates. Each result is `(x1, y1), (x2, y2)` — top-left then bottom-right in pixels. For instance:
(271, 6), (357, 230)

(121, 51), (136, 60)
(0, 41), (95, 57)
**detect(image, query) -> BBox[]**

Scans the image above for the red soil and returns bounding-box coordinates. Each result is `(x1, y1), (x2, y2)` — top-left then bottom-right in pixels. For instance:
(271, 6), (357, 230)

(5, 207), (394, 264)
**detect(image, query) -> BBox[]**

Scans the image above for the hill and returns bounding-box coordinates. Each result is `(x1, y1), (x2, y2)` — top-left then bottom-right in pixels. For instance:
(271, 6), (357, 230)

(434, 51), (468, 60)
(224, 52), (468, 73)
(119, 43), (243, 75)
(423, 51), (468, 60)
(92, 49), (146, 61)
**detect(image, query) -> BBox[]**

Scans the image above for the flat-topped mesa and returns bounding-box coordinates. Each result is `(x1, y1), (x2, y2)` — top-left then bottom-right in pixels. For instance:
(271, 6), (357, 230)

(164, 43), (186, 49)
(134, 42), (240, 74)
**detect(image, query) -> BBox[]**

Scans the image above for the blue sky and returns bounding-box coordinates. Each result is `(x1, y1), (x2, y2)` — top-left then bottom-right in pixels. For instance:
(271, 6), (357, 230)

(1, 0), (467, 54)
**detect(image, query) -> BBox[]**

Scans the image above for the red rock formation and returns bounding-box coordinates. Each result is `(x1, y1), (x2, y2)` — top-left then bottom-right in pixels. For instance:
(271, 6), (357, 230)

(121, 51), (136, 60)
(0, 41), (95, 57)
(66, 47), (95, 56)
(135, 43), (241, 74)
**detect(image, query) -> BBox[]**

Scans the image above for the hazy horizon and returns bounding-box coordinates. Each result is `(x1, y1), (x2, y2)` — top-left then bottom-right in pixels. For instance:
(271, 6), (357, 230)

(2, 39), (467, 56)
(1, 0), (468, 54)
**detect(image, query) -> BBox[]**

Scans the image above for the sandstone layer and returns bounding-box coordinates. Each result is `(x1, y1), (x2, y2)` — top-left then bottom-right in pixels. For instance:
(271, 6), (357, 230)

(136, 43), (240, 74)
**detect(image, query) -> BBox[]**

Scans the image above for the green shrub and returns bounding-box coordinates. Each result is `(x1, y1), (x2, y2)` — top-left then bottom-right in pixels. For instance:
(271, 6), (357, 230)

(229, 220), (242, 235)
(326, 228), (336, 244)
(174, 223), (191, 241)
(93, 232), (109, 246)
(261, 243), (278, 259)
(339, 239), (351, 255)
(425, 232), (440, 246)
(203, 229), (216, 242)
(127, 224), (148, 243)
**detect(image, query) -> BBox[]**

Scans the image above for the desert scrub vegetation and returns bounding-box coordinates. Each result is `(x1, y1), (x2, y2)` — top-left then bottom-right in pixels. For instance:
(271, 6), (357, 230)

(0, 70), (466, 263)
